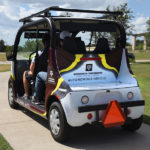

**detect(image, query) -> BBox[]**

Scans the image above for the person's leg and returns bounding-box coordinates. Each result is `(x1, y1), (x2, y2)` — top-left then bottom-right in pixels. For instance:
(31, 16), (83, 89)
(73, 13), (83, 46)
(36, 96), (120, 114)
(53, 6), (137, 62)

(34, 72), (47, 101)
(23, 71), (29, 97)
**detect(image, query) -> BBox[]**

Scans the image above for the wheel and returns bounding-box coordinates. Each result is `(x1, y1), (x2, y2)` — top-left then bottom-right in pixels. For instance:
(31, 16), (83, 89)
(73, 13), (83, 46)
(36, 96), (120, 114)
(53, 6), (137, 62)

(8, 82), (19, 109)
(48, 102), (69, 142)
(122, 116), (143, 132)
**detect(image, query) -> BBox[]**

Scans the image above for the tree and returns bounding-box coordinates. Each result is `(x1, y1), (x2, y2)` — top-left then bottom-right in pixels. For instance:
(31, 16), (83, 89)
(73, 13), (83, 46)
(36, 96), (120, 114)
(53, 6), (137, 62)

(91, 3), (134, 45)
(106, 3), (134, 35)
(22, 39), (42, 52)
(0, 40), (6, 52)
(146, 17), (150, 47)
(6, 45), (14, 52)
(146, 17), (150, 32)
(136, 39), (143, 46)
(136, 39), (144, 50)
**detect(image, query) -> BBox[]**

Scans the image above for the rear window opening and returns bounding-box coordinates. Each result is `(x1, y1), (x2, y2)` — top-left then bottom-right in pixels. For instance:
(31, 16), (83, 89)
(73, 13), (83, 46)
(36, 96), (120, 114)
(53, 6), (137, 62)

(54, 19), (129, 87)
(76, 31), (121, 53)
(54, 19), (124, 54)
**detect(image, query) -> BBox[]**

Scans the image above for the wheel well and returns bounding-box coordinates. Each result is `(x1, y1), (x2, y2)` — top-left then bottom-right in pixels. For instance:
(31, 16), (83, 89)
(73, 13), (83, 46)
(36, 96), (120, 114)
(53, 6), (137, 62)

(8, 77), (17, 97)
(8, 77), (12, 85)
(46, 95), (60, 118)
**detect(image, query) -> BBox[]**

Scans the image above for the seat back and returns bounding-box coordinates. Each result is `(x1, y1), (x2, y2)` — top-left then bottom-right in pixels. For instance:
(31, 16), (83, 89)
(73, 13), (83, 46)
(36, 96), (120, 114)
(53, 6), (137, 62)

(62, 37), (77, 54)
(75, 37), (86, 53)
(94, 38), (110, 54)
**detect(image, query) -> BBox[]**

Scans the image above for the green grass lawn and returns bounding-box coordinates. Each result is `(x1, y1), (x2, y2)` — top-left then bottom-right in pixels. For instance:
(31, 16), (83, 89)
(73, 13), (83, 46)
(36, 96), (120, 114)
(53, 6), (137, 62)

(0, 53), (7, 61)
(0, 134), (13, 150)
(131, 62), (150, 124)
(0, 64), (11, 72)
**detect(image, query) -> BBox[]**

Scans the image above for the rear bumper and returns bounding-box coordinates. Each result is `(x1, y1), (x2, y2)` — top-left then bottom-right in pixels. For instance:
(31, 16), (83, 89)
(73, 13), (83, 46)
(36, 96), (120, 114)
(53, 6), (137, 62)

(61, 88), (144, 127)
(78, 100), (145, 113)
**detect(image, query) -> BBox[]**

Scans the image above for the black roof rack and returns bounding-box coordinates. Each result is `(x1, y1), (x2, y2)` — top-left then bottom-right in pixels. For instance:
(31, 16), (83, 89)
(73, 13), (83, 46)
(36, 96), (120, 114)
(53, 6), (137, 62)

(94, 14), (119, 20)
(19, 6), (123, 24)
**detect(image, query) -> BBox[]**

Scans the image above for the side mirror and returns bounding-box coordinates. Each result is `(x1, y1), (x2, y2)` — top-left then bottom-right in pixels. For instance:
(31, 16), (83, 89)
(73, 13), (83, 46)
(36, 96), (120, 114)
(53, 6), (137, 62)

(128, 52), (135, 63)
(6, 48), (14, 61)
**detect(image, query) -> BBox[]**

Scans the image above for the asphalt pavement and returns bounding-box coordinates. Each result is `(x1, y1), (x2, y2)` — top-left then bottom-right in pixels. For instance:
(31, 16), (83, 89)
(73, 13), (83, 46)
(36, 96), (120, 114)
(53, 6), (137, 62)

(0, 71), (150, 150)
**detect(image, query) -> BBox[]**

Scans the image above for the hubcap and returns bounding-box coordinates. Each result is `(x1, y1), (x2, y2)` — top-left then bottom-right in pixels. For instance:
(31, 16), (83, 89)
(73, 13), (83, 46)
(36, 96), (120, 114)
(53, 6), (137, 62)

(50, 109), (60, 136)
(8, 86), (14, 105)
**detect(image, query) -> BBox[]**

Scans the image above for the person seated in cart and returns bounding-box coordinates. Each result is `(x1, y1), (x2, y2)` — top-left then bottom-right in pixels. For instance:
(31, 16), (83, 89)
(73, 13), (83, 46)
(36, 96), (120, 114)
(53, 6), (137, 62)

(32, 31), (73, 104)
(23, 34), (50, 99)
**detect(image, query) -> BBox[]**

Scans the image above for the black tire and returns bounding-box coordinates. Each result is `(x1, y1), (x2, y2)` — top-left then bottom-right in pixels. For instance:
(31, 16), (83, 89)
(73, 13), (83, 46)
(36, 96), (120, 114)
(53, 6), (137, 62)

(122, 116), (143, 132)
(48, 102), (70, 142)
(8, 82), (19, 109)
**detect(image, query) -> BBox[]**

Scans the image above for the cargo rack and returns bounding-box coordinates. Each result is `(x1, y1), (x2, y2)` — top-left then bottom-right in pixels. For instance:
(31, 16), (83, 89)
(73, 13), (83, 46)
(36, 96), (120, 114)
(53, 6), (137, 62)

(19, 6), (123, 24)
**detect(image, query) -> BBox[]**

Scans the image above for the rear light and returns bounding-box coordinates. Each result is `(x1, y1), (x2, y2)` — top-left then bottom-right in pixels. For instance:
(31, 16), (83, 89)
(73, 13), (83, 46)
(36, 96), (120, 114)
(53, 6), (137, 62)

(56, 95), (60, 100)
(127, 109), (131, 115)
(127, 92), (134, 99)
(87, 113), (93, 119)
(81, 96), (89, 104)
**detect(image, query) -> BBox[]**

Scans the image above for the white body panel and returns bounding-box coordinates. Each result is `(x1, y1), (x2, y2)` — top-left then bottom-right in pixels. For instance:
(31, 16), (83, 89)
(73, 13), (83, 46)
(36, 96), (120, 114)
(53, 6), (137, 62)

(61, 86), (144, 127)
(71, 82), (137, 91)
(62, 60), (117, 86)
(60, 49), (144, 127)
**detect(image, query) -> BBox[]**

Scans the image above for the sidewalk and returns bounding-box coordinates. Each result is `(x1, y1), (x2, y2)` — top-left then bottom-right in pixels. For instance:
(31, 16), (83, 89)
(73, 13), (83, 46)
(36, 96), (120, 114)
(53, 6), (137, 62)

(0, 72), (73, 150)
(0, 61), (11, 64)
(136, 60), (150, 63)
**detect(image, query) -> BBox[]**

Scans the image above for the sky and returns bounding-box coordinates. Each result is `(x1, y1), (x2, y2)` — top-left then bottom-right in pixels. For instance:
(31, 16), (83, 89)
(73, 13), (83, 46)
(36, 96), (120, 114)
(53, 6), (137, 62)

(0, 0), (150, 45)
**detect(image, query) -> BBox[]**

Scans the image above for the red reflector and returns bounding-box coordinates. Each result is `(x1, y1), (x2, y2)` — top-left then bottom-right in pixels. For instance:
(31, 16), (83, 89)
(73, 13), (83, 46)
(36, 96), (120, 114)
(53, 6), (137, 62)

(80, 57), (101, 61)
(56, 95), (60, 100)
(102, 100), (126, 128)
(127, 109), (131, 115)
(87, 113), (93, 119)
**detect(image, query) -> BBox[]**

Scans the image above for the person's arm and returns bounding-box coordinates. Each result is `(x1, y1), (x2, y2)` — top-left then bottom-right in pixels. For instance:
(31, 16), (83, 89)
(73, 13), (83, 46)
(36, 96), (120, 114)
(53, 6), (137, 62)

(28, 62), (35, 75)
(28, 52), (36, 75)
(28, 50), (42, 75)
(30, 62), (35, 73)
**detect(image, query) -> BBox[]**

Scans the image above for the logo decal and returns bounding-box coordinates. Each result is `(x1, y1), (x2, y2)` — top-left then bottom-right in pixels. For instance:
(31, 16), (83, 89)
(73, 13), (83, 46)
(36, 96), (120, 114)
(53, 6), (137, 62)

(48, 70), (55, 84)
(86, 64), (92, 71)
(50, 70), (53, 77)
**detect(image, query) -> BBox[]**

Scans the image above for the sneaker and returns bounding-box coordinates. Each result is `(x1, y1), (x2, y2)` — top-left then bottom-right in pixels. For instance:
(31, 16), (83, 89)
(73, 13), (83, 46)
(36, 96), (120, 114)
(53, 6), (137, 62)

(22, 94), (29, 100)
(32, 98), (40, 105)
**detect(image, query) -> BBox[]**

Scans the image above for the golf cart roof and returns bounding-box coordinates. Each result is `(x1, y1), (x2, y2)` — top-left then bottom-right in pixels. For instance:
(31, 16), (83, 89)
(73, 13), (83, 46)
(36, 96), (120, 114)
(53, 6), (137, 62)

(19, 6), (123, 25)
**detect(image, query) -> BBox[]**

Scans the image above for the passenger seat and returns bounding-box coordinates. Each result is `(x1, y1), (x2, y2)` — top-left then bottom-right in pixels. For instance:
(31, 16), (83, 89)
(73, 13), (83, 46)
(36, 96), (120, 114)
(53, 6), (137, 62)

(94, 38), (110, 54)
(62, 37), (77, 54)
(75, 37), (86, 54)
